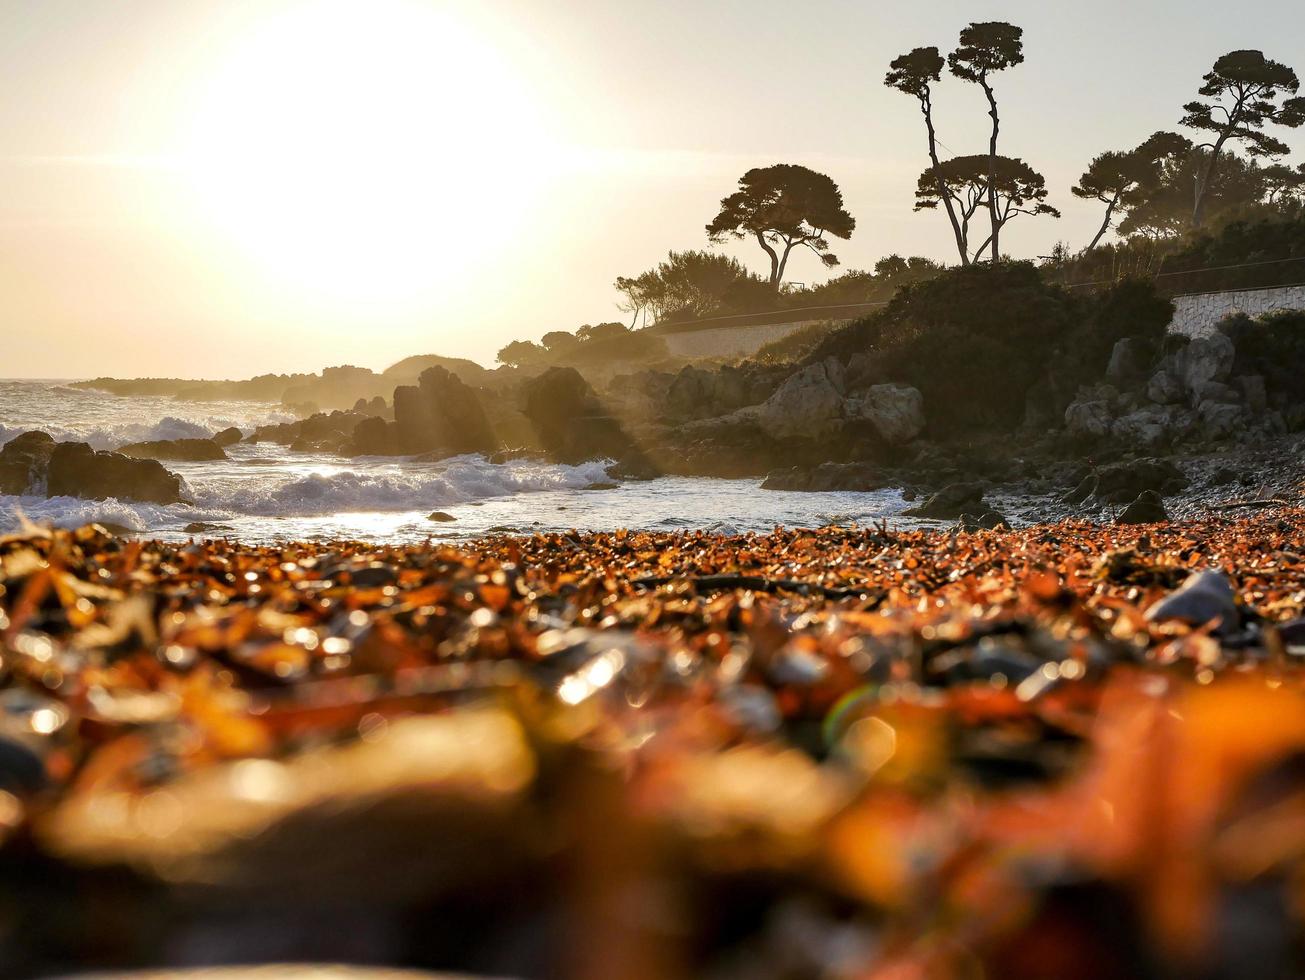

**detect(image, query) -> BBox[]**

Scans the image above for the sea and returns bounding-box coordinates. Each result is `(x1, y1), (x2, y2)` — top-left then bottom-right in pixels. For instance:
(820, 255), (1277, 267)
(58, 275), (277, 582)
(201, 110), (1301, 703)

(0, 379), (923, 543)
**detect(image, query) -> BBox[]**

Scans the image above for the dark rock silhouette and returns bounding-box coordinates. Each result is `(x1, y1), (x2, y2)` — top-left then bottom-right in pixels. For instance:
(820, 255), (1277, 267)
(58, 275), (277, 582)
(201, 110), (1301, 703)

(0, 431), (57, 494)
(393, 367), (498, 456)
(47, 442), (186, 503)
(522, 367), (632, 464)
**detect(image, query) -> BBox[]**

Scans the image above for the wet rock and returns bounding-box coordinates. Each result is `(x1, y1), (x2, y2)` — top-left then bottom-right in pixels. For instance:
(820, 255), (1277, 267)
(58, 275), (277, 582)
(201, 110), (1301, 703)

(1094, 458), (1188, 503)
(846, 383), (925, 446)
(212, 427), (244, 447)
(184, 521), (233, 534)
(116, 437), (228, 461)
(761, 462), (882, 492)
(583, 482), (619, 491)
(1062, 473), (1098, 505)
(1145, 569), (1238, 633)
(427, 511), (457, 522)
(391, 367), (498, 457)
(903, 482), (988, 520)
(1116, 490), (1168, 525)
(755, 358), (845, 441)
(0, 430), (56, 493)
(46, 442), (187, 504)
(957, 509), (1008, 531)
(522, 367), (632, 464)
(346, 415), (400, 456)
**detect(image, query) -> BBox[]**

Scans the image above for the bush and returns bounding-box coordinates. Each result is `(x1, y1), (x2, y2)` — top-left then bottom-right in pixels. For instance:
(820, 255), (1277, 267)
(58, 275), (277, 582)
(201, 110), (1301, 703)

(809, 263), (1174, 437)
(1219, 309), (1305, 406)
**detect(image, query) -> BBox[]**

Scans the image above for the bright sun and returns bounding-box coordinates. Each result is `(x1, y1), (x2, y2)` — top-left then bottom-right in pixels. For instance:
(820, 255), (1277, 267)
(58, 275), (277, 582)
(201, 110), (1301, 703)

(181, 0), (550, 311)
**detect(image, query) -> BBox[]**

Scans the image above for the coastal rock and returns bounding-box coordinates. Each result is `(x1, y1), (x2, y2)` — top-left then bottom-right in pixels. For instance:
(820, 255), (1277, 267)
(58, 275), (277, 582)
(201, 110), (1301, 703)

(393, 367), (497, 457)
(1179, 332), (1235, 395)
(1110, 406), (1177, 447)
(522, 367), (632, 464)
(0, 431), (57, 494)
(847, 383), (925, 446)
(116, 437), (227, 461)
(1094, 458), (1188, 503)
(1145, 569), (1238, 633)
(755, 358), (845, 441)
(212, 427), (244, 448)
(957, 509), (1008, 531)
(665, 365), (752, 421)
(1064, 397), (1113, 439)
(903, 482), (988, 520)
(1145, 369), (1185, 406)
(761, 462), (882, 492)
(346, 416), (400, 456)
(1197, 401), (1245, 440)
(1116, 490), (1169, 525)
(46, 442), (186, 504)
(1236, 374), (1268, 413)
(1105, 337), (1150, 385)
(427, 511), (457, 522)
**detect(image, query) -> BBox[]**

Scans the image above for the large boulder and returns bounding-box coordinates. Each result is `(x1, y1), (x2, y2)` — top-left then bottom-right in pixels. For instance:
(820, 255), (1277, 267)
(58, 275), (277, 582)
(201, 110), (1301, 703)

(846, 383), (925, 446)
(1105, 337), (1151, 386)
(1094, 457), (1188, 503)
(755, 358), (845, 441)
(761, 462), (882, 492)
(1064, 397), (1113, 439)
(902, 482), (989, 520)
(1179, 332), (1235, 396)
(522, 367), (631, 463)
(46, 442), (186, 504)
(212, 427), (244, 447)
(116, 437), (227, 461)
(393, 367), (498, 456)
(1145, 367), (1185, 406)
(1110, 406), (1181, 447)
(0, 431), (57, 494)
(345, 416), (400, 456)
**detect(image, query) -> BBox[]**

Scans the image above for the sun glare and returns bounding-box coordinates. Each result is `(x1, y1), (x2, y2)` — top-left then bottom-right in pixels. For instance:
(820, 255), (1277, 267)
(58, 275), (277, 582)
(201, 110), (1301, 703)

(180, 0), (550, 311)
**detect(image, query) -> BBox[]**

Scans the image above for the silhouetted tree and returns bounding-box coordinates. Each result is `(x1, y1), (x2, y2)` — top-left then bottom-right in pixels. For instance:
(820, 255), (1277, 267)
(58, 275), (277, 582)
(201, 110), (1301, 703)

(540, 330), (579, 352)
(1261, 163), (1305, 205)
(916, 155), (1058, 263)
(1119, 148), (1268, 238)
(886, 47), (968, 265)
(496, 340), (546, 368)
(575, 322), (629, 343)
(1181, 50), (1305, 226)
(948, 22), (1024, 261)
(706, 164), (855, 287)
(614, 273), (659, 328)
(1072, 132), (1190, 251)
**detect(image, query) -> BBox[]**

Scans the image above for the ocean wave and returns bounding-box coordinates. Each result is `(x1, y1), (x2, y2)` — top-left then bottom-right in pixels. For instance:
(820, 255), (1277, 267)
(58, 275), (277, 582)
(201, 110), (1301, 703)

(191, 456), (614, 516)
(0, 416), (256, 452)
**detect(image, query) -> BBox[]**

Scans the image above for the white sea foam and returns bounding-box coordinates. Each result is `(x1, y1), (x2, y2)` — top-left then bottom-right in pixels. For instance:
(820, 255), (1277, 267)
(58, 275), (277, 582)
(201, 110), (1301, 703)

(189, 456), (614, 517)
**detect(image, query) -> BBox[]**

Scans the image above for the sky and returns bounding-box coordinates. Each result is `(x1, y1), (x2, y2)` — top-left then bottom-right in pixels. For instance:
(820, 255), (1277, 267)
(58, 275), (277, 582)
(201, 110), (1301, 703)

(2, 0), (1304, 379)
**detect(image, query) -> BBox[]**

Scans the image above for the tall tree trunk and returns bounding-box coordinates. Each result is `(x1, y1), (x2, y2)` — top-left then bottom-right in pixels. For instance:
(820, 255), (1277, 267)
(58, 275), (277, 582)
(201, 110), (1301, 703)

(756, 232), (780, 285)
(775, 240), (796, 286)
(1192, 132), (1230, 229)
(980, 75), (1001, 262)
(1086, 192), (1121, 252)
(921, 91), (969, 265)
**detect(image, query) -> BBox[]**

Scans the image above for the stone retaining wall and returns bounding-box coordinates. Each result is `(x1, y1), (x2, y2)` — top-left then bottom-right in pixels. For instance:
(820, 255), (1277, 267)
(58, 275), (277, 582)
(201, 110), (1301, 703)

(661, 319), (826, 359)
(1170, 284), (1305, 337)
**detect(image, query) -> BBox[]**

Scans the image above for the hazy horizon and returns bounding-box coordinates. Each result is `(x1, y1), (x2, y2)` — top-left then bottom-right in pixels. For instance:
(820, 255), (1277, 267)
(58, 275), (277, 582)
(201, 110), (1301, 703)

(3, 0), (1304, 380)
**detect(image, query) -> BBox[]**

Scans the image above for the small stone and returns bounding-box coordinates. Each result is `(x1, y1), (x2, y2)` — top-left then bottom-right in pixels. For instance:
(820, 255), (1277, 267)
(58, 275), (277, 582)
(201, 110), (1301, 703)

(427, 511), (457, 522)
(1116, 490), (1168, 525)
(1145, 569), (1238, 633)
(583, 482), (619, 491)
